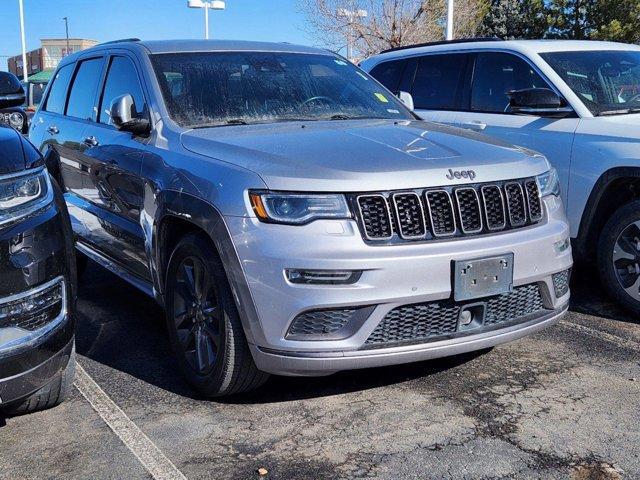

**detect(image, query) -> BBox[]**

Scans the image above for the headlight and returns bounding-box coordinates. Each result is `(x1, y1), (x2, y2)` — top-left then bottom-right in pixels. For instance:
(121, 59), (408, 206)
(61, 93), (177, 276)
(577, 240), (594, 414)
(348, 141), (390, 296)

(536, 168), (560, 197)
(8, 112), (24, 131)
(249, 191), (351, 224)
(0, 168), (53, 225)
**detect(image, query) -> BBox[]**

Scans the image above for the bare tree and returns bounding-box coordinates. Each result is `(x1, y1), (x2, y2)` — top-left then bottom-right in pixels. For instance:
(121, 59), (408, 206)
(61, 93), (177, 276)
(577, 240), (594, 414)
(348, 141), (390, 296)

(299, 0), (487, 60)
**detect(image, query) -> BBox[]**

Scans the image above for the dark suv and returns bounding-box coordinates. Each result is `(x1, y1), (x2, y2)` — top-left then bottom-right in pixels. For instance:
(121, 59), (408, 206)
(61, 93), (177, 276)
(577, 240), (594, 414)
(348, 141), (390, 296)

(0, 71), (29, 135)
(0, 120), (76, 415)
(29, 39), (571, 397)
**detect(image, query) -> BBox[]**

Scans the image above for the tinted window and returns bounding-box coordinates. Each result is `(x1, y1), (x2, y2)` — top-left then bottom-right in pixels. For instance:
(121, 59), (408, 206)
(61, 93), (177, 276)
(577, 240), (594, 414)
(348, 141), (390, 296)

(44, 64), (74, 114)
(471, 53), (549, 113)
(542, 50), (640, 116)
(0, 72), (23, 95)
(411, 54), (467, 110)
(99, 56), (146, 125)
(151, 52), (412, 128)
(369, 60), (406, 93)
(66, 58), (103, 120)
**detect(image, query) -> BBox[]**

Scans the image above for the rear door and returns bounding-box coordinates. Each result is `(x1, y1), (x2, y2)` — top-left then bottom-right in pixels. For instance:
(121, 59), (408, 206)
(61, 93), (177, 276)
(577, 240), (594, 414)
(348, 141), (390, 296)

(456, 51), (578, 195)
(72, 52), (150, 281)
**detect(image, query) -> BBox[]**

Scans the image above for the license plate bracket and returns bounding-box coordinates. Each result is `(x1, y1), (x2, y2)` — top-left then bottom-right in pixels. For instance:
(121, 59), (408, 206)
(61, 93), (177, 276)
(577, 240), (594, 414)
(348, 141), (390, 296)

(453, 254), (514, 301)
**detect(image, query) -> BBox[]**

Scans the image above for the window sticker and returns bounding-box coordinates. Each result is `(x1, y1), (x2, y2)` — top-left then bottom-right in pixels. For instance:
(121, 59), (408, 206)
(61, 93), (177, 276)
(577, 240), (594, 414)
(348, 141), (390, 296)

(374, 92), (389, 103)
(387, 109), (400, 114)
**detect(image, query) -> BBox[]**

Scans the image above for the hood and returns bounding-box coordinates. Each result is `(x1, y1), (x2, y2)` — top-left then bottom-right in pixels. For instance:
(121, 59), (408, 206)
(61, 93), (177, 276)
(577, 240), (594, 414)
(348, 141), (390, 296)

(181, 119), (549, 191)
(0, 124), (27, 175)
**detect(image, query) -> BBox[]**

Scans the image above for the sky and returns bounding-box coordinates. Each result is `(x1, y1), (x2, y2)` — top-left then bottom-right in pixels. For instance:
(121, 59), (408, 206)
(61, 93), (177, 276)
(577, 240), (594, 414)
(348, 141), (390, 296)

(0, 0), (319, 70)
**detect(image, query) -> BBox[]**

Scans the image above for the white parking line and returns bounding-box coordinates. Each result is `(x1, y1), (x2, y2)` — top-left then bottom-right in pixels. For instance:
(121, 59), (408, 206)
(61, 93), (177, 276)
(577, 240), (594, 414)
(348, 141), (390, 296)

(74, 363), (187, 480)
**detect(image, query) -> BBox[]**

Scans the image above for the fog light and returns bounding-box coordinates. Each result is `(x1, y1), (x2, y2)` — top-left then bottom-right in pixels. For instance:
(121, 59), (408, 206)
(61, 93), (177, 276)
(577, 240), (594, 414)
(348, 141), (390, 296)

(285, 269), (362, 285)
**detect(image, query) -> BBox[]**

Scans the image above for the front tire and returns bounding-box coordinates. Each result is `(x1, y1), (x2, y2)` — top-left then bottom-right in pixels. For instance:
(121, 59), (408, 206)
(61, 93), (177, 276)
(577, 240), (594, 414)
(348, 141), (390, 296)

(598, 200), (640, 315)
(164, 232), (268, 397)
(2, 343), (76, 416)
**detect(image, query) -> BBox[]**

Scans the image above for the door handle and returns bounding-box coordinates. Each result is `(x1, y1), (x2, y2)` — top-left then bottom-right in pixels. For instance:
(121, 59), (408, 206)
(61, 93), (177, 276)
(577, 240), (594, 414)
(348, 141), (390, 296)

(82, 136), (99, 147)
(46, 125), (59, 135)
(461, 121), (487, 131)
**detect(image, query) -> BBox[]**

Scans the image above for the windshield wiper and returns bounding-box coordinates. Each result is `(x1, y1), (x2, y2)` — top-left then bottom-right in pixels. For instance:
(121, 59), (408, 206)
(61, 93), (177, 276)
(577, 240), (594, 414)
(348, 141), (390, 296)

(597, 108), (640, 116)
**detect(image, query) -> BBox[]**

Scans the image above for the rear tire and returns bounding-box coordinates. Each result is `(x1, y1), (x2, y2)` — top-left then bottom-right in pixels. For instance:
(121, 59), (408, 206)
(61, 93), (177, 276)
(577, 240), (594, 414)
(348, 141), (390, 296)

(597, 200), (640, 315)
(164, 232), (268, 397)
(2, 343), (76, 416)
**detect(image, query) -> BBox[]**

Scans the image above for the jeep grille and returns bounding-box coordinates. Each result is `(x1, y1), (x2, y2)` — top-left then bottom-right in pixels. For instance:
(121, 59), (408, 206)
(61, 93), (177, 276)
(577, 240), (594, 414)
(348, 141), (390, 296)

(352, 178), (543, 244)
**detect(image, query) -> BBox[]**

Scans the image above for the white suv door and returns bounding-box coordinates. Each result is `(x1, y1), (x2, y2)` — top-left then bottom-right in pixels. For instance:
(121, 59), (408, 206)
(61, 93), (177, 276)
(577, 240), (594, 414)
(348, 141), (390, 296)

(454, 51), (579, 198)
(408, 52), (471, 127)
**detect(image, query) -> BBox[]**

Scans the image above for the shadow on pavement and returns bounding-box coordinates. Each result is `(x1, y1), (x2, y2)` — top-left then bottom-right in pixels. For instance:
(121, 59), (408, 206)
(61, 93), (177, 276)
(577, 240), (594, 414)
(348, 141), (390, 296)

(75, 260), (634, 403)
(569, 264), (637, 324)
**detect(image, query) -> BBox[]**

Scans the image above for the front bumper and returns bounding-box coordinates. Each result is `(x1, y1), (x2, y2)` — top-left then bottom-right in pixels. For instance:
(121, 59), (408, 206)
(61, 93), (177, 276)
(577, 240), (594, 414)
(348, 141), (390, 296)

(0, 200), (75, 406)
(225, 195), (572, 376)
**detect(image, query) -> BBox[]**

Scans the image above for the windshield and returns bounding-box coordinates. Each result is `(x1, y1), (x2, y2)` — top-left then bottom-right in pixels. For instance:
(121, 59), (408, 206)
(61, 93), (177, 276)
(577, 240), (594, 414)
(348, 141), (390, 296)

(0, 72), (23, 96)
(151, 51), (412, 128)
(542, 50), (640, 116)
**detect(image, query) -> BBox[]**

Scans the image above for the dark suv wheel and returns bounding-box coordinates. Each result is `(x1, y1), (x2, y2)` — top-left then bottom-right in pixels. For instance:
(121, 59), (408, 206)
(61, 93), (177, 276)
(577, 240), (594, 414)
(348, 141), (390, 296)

(164, 232), (268, 397)
(598, 199), (640, 315)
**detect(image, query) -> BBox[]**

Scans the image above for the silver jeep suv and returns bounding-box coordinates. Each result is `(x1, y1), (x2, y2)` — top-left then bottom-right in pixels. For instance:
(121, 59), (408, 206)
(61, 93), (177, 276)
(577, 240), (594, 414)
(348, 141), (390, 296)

(29, 39), (572, 396)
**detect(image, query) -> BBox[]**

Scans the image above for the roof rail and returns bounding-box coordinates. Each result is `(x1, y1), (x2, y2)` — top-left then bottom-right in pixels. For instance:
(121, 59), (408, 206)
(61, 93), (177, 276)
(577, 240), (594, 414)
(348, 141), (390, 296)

(380, 37), (502, 54)
(97, 38), (141, 46)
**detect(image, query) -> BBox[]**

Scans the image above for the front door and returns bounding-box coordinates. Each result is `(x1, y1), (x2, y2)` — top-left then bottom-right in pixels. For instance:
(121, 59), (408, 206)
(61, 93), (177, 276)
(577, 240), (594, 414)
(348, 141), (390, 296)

(73, 54), (150, 281)
(455, 52), (578, 198)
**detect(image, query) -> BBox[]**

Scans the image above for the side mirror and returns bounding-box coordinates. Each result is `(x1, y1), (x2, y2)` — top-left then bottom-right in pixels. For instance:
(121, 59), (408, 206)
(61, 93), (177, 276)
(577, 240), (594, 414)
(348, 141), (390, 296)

(109, 94), (150, 135)
(398, 91), (414, 111)
(0, 92), (26, 109)
(508, 88), (573, 118)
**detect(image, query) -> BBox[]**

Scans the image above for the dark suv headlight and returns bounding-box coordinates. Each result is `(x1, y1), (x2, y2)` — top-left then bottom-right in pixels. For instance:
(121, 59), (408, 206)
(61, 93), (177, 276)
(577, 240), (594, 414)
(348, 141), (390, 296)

(0, 167), (53, 225)
(249, 191), (351, 225)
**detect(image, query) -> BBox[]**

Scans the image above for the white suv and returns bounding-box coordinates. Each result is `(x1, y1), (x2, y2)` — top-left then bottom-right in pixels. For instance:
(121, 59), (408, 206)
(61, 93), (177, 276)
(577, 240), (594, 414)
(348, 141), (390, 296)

(363, 39), (640, 314)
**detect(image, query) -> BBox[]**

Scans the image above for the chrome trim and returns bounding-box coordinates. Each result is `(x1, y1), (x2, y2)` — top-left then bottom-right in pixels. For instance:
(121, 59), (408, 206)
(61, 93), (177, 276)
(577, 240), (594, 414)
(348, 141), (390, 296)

(524, 180), (543, 222)
(391, 192), (427, 240)
(454, 187), (483, 234)
(424, 189), (456, 237)
(356, 194), (394, 241)
(480, 184), (507, 231)
(76, 242), (155, 297)
(504, 182), (527, 227)
(0, 276), (67, 355)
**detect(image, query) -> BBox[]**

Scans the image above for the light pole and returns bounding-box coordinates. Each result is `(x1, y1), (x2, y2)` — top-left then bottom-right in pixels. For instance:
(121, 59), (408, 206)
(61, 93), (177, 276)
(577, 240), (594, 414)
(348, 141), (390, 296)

(63, 16), (70, 55)
(187, 0), (226, 40)
(337, 8), (367, 62)
(18, 0), (28, 82)
(445, 0), (454, 40)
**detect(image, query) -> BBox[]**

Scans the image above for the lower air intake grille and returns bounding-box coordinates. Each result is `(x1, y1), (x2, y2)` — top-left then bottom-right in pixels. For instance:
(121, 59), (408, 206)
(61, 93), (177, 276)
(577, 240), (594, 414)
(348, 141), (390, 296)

(364, 283), (547, 347)
(286, 306), (375, 340)
(552, 269), (571, 298)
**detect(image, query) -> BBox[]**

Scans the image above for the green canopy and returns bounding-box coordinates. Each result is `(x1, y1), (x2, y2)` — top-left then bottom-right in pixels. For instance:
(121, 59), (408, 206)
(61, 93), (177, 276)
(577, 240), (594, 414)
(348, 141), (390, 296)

(27, 69), (54, 83)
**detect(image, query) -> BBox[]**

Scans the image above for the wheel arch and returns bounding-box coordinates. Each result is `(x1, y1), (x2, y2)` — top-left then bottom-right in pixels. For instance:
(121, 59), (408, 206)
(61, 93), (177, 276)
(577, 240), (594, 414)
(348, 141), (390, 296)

(575, 167), (640, 260)
(151, 190), (260, 344)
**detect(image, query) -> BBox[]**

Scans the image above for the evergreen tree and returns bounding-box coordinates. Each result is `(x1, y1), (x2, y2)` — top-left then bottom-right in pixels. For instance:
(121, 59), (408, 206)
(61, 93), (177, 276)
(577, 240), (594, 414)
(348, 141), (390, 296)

(480, 0), (548, 39)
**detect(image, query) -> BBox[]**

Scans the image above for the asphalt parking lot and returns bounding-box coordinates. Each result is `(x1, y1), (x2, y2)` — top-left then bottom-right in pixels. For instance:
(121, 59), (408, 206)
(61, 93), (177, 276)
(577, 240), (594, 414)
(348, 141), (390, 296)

(1, 261), (639, 480)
